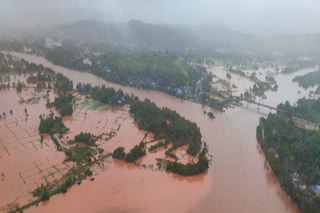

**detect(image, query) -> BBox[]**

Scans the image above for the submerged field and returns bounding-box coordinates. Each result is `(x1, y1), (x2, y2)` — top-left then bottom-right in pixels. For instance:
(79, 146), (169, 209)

(0, 72), (201, 212)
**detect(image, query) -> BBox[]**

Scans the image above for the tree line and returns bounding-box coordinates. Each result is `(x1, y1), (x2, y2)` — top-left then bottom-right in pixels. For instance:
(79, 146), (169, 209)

(257, 102), (320, 212)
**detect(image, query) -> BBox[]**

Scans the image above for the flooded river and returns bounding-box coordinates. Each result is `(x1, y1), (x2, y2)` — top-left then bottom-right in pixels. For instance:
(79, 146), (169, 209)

(4, 52), (310, 213)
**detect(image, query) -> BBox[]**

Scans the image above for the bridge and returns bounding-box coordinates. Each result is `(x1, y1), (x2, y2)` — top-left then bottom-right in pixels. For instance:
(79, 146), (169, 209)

(223, 96), (319, 131)
(241, 99), (278, 111)
(224, 97), (288, 114)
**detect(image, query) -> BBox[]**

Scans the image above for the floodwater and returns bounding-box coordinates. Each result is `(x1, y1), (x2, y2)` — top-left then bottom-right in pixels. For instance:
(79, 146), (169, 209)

(0, 87), (67, 210)
(261, 66), (318, 107)
(0, 87), (154, 211)
(4, 52), (310, 213)
(207, 65), (254, 96)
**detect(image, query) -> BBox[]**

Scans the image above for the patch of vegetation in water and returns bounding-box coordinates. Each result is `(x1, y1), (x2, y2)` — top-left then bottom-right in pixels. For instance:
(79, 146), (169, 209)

(165, 144), (209, 176)
(39, 113), (69, 135)
(293, 69), (320, 89)
(124, 142), (147, 162)
(76, 83), (132, 106)
(149, 140), (169, 152)
(207, 112), (215, 118)
(53, 93), (74, 116)
(73, 132), (98, 146)
(112, 98), (210, 176)
(281, 60), (316, 74)
(112, 147), (126, 160)
(64, 146), (97, 164)
(60, 103), (73, 116)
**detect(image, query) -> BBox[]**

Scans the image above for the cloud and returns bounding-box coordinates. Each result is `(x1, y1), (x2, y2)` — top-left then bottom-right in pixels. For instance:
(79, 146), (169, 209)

(0, 0), (319, 34)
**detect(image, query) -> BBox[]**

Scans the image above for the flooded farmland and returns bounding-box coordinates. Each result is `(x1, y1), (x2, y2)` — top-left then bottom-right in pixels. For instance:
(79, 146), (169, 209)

(0, 52), (312, 213)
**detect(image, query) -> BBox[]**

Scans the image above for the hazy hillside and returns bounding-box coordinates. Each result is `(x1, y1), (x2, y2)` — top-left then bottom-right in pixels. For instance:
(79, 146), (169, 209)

(42, 20), (259, 53)
(39, 19), (320, 59)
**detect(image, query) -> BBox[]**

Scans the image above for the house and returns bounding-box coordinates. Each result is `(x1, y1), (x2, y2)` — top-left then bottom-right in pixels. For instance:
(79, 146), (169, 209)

(312, 185), (320, 195)
(293, 179), (307, 190)
(103, 66), (111, 73)
(83, 58), (92, 66)
(45, 38), (62, 48)
(292, 116), (319, 131)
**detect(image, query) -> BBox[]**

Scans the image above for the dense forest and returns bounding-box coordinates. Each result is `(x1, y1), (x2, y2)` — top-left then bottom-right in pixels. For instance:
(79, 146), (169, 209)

(55, 73), (73, 92)
(76, 83), (132, 106)
(257, 101), (320, 213)
(0, 39), (24, 52)
(278, 99), (320, 123)
(281, 60), (316, 74)
(0, 52), (51, 74)
(45, 42), (89, 71)
(90, 52), (210, 98)
(130, 99), (202, 155)
(293, 69), (320, 89)
(45, 47), (224, 108)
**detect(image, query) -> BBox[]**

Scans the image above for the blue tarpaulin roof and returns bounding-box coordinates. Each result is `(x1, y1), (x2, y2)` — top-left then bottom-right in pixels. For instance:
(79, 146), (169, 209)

(316, 185), (320, 190)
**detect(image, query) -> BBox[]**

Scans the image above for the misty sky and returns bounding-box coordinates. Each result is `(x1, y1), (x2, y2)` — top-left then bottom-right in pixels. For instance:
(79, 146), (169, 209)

(1, 0), (320, 35)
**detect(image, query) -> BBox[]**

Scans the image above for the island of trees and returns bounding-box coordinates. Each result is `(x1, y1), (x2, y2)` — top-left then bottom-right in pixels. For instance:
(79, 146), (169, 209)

(76, 83), (132, 106)
(281, 60), (316, 74)
(112, 99), (210, 176)
(293, 69), (320, 89)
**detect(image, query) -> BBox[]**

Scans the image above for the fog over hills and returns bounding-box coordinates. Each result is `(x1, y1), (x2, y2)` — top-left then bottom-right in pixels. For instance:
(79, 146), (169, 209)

(0, 0), (319, 59)
(1, 0), (320, 35)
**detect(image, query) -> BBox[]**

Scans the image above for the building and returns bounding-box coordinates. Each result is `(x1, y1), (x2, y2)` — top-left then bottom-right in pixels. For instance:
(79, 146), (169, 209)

(311, 185), (320, 195)
(45, 38), (62, 49)
(293, 179), (307, 190)
(83, 58), (92, 66)
(292, 116), (319, 131)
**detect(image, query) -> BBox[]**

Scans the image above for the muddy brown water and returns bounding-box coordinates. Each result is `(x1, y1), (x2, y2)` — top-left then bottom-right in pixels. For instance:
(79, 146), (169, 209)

(3, 52), (312, 213)
(0, 87), (67, 210)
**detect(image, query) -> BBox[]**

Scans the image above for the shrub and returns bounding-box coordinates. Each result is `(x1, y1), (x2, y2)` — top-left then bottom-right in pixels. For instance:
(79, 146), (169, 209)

(112, 147), (126, 160)
(60, 103), (73, 116)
